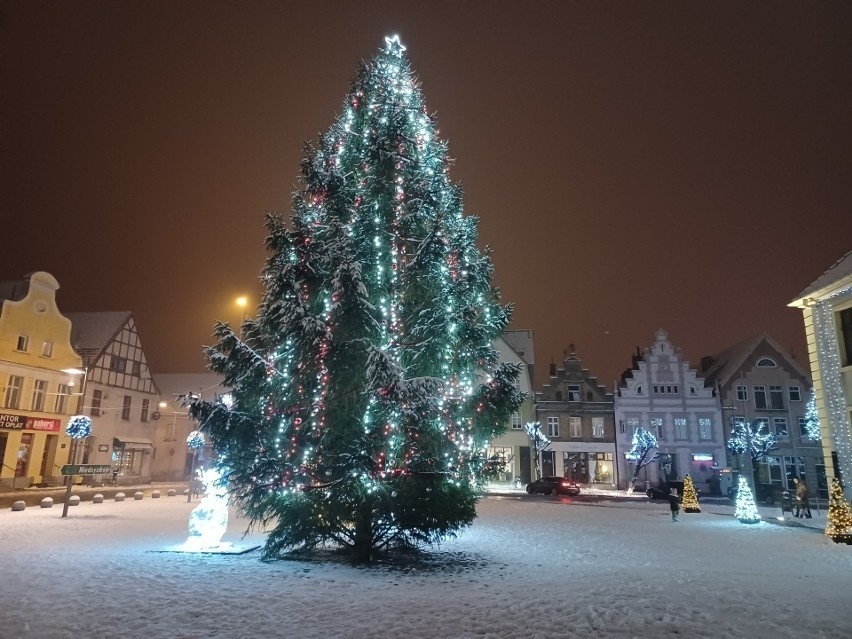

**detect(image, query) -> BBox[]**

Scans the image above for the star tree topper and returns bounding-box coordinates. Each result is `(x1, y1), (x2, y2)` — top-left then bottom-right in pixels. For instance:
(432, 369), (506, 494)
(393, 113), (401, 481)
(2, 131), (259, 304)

(385, 34), (406, 57)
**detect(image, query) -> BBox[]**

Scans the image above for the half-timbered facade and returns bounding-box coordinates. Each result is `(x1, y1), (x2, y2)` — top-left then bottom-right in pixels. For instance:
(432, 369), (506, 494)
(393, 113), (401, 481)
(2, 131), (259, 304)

(66, 312), (159, 484)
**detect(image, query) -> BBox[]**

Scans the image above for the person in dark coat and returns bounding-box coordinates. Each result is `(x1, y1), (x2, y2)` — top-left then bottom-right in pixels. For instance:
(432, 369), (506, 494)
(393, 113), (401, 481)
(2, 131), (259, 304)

(668, 488), (681, 522)
(795, 478), (812, 518)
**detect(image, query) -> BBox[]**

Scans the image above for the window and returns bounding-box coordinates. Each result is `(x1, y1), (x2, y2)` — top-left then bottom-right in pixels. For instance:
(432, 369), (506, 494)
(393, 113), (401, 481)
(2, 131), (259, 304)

(570, 416), (581, 438)
(755, 417), (770, 434)
(567, 385), (581, 401)
(141, 398), (150, 422)
(121, 395), (132, 420)
(16, 335), (29, 352)
(627, 417), (640, 434)
(547, 416), (560, 438)
(731, 416), (746, 428)
(798, 416), (808, 438)
(841, 307), (852, 366)
(753, 385), (767, 410)
(511, 412), (523, 429)
(736, 385), (748, 401)
(592, 417), (604, 438)
(783, 456), (806, 490)
(698, 418), (712, 440)
(4, 375), (23, 409)
(650, 417), (663, 439)
(674, 418), (688, 440)
(636, 386), (643, 395)
(41, 341), (53, 357)
(653, 385), (658, 394)
(690, 385), (697, 395)
(788, 386), (801, 402)
(769, 385), (784, 410)
(55, 384), (71, 414)
(773, 417), (788, 439)
(90, 390), (103, 417)
(110, 356), (127, 373)
(757, 358), (777, 367)
(31, 380), (47, 412)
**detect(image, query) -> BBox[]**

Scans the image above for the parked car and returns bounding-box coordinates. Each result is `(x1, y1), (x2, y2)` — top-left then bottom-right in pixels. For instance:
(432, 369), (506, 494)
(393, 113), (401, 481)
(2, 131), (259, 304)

(727, 483), (779, 505)
(646, 481), (698, 500)
(526, 476), (581, 496)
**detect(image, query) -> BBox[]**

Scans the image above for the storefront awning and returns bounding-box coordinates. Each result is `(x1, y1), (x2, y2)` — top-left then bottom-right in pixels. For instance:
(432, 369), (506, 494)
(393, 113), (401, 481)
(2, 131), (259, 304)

(113, 437), (154, 451)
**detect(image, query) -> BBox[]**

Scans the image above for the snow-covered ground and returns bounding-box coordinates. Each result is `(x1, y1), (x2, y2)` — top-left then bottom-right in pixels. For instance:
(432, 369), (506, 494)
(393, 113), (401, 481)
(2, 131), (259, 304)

(0, 493), (849, 639)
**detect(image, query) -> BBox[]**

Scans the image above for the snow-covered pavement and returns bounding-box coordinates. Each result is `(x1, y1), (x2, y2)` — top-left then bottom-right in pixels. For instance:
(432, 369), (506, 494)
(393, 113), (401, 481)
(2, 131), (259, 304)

(0, 494), (849, 639)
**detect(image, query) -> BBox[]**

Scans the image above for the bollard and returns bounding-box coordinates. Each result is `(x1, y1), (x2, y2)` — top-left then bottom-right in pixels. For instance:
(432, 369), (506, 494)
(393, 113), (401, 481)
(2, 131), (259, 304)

(152, 490), (161, 499)
(68, 495), (80, 507)
(93, 494), (104, 504)
(11, 501), (26, 512)
(115, 492), (126, 502)
(134, 491), (144, 501)
(41, 497), (54, 509)
(167, 489), (176, 497)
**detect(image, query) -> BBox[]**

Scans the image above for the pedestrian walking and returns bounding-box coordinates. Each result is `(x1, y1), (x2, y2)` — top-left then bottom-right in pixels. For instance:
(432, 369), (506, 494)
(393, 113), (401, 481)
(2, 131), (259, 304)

(668, 488), (681, 522)
(795, 478), (812, 518)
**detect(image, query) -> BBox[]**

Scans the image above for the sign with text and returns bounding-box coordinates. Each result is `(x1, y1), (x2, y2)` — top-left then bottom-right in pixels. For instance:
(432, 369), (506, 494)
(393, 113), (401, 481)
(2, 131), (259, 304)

(0, 413), (26, 430)
(60, 464), (112, 476)
(27, 417), (61, 432)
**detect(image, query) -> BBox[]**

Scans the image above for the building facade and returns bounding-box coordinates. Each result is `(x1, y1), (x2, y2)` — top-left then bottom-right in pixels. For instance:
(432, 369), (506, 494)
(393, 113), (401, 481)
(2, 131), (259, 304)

(701, 334), (824, 499)
(789, 250), (852, 498)
(615, 329), (725, 493)
(0, 272), (83, 488)
(535, 346), (617, 488)
(66, 312), (160, 485)
(487, 330), (537, 487)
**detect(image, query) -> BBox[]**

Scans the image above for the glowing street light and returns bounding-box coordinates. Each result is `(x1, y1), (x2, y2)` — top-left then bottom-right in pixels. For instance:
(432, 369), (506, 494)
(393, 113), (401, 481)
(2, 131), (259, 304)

(235, 295), (248, 327)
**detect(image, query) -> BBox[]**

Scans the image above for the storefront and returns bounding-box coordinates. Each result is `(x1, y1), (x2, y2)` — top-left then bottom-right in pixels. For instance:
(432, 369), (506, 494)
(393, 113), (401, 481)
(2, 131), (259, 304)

(0, 412), (64, 488)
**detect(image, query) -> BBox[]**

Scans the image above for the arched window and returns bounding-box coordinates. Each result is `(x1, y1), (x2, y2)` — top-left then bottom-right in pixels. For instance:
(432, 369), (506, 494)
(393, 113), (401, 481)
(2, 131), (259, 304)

(757, 358), (777, 368)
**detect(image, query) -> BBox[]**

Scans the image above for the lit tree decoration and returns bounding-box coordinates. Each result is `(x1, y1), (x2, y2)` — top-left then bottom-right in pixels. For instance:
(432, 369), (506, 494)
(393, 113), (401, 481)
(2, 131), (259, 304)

(625, 427), (659, 495)
(186, 431), (206, 450)
(804, 389), (822, 441)
(734, 475), (761, 524)
(726, 420), (778, 491)
(524, 421), (551, 480)
(188, 36), (523, 562)
(825, 477), (852, 544)
(681, 474), (701, 513)
(65, 415), (92, 439)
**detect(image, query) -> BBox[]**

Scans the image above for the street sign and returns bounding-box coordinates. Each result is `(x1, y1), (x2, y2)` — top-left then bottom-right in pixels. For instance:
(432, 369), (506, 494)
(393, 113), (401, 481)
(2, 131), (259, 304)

(60, 464), (112, 476)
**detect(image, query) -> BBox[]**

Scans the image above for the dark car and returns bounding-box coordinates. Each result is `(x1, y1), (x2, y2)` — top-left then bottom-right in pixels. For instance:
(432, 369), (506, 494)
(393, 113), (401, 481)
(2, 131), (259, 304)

(526, 476), (581, 496)
(646, 481), (695, 500)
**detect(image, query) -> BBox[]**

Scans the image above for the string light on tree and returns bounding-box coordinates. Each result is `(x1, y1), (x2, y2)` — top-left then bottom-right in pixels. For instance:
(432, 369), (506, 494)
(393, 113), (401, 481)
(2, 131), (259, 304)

(825, 477), (852, 544)
(734, 475), (761, 524)
(186, 35), (523, 562)
(186, 431), (206, 450)
(681, 474), (701, 513)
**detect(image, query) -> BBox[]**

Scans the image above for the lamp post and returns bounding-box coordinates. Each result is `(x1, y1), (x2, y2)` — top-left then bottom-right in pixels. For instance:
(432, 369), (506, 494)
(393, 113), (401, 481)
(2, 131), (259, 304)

(186, 430), (206, 503)
(60, 366), (89, 499)
(236, 295), (248, 328)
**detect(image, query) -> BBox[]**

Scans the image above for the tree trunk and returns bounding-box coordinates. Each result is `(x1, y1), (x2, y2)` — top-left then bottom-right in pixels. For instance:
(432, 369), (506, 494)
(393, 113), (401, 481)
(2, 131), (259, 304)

(352, 501), (374, 563)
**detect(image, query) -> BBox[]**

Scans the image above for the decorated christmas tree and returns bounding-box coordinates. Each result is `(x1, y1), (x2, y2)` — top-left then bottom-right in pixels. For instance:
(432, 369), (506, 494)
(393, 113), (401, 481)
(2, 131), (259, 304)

(825, 478), (852, 544)
(734, 475), (761, 524)
(681, 474), (701, 513)
(189, 36), (523, 562)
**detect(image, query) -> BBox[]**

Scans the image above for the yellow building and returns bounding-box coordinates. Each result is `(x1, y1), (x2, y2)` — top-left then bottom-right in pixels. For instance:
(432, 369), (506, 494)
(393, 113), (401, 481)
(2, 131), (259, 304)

(0, 272), (82, 488)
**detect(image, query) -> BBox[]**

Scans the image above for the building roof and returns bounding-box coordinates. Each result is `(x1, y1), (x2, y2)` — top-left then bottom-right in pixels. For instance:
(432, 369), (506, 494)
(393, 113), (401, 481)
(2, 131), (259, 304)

(700, 332), (810, 388)
(65, 311), (132, 364)
(790, 250), (852, 304)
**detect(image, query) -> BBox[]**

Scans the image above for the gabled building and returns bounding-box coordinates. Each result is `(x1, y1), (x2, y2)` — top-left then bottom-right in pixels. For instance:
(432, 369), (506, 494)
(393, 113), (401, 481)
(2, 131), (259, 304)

(615, 329), (725, 493)
(487, 330), (537, 487)
(0, 272), (82, 488)
(700, 334), (823, 498)
(66, 312), (159, 484)
(536, 345), (617, 488)
(789, 250), (852, 497)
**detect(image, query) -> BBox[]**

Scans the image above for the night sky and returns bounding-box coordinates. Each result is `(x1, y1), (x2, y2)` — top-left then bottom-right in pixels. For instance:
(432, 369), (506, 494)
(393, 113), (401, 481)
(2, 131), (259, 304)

(3, 1), (851, 387)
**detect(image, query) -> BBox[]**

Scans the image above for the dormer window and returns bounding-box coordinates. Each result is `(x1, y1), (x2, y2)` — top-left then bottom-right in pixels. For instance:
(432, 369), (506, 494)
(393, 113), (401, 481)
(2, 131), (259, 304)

(567, 384), (581, 401)
(757, 358), (777, 368)
(16, 335), (29, 352)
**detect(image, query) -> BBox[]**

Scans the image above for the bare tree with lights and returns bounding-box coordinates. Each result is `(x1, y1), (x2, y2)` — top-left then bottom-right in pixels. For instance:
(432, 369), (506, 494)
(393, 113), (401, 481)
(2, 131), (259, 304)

(726, 420), (779, 497)
(524, 421), (551, 480)
(625, 427), (660, 495)
(188, 36), (523, 562)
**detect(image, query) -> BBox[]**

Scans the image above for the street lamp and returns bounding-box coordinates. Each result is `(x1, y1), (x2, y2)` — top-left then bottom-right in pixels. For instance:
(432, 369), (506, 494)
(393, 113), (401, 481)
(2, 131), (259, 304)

(236, 295), (248, 326)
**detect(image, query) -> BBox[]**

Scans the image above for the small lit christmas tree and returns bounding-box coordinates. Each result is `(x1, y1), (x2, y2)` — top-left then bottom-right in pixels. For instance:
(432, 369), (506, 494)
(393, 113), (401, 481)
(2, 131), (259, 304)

(804, 389), (822, 441)
(734, 475), (761, 524)
(825, 478), (852, 544)
(681, 474), (701, 513)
